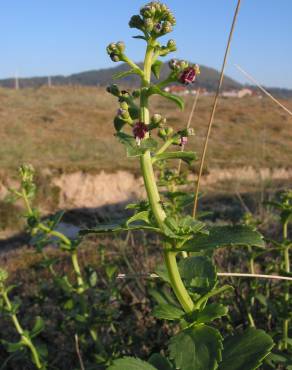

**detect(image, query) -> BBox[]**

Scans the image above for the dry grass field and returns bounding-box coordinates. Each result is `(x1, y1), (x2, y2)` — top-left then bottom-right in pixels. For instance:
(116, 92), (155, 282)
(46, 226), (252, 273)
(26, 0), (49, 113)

(0, 86), (291, 176)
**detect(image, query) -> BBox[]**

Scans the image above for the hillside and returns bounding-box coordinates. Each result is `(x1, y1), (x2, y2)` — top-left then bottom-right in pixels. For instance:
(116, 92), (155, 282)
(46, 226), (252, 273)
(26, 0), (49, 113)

(0, 62), (242, 91)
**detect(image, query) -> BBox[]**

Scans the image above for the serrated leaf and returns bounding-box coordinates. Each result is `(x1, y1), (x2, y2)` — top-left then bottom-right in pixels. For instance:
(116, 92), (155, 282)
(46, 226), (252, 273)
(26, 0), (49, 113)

(169, 325), (223, 370)
(179, 256), (217, 294)
(152, 60), (163, 79)
(108, 357), (157, 370)
(152, 151), (197, 165)
(148, 354), (174, 370)
(148, 85), (184, 110)
(180, 226), (265, 252)
(153, 303), (184, 321)
(186, 303), (228, 325)
(31, 316), (45, 338)
(219, 328), (274, 370)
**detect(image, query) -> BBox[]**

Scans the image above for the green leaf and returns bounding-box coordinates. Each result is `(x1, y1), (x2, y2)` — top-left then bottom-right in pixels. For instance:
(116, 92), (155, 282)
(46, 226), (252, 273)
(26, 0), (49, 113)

(152, 151), (197, 165)
(80, 219), (160, 235)
(132, 35), (147, 40)
(126, 211), (150, 226)
(218, 328), (274, 370)
(180, 226), (265, 252)
(179, 256), (217, 294)
(148, 354), (174, 370)
(152, 60), (163, 79)
(108, 357), (157, 370)
(1, 339), (24, 353)
(148, 85), (184, 110)
(116, 132), (158, 157)
(186, 303), (228, 325)
(113, 69), (136, 80)
(169, 325), (223, 370)
(31, 316), (45, 338)
(153, 303), (184, 321)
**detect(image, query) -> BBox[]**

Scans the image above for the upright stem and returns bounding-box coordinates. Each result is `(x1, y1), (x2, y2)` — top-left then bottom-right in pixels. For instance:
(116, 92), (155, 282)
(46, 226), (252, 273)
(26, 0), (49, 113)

(2, 290), (43, 369)
(283, 220), (290, 350)
(139, 39), (194, 313)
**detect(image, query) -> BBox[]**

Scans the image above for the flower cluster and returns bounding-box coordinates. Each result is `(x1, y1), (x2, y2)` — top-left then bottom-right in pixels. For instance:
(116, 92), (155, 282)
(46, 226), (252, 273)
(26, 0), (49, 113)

(129, 1), (176, 38)
(169, 59), (200, 85)
(106, 41), (126, 62)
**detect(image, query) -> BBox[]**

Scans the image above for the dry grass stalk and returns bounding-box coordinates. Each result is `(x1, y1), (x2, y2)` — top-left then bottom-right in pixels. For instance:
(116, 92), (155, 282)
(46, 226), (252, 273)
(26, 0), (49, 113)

(177, 89), (200, 175)
(192, 0), (242, 218)
(75, 334), (85, 370)
(235, 64), (292, 116)
(117, 272), (292, 282)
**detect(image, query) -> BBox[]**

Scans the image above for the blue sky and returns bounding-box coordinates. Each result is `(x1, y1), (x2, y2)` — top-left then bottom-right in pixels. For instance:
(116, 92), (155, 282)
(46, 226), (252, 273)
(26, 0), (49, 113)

(0, 0), (291, 88)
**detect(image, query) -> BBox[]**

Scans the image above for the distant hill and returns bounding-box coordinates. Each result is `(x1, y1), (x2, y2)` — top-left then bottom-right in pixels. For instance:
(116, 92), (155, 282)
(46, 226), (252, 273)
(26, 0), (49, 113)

(1, 62), (292, 98)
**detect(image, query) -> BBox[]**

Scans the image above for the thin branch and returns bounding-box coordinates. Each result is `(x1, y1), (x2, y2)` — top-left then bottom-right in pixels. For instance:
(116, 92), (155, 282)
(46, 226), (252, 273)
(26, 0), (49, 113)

(234, 64), (292, 116)
(177, 89), (200, 175)
(75, 334), (85, 370)
(192, 0), (242, 218)
(117, 272), (292, 282)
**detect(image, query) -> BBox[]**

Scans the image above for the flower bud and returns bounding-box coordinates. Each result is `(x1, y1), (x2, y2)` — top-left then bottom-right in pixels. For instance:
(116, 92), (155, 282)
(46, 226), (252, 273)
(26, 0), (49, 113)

(152, 113), (162, 124)
(169, 59), (179, 70)
(167, 39), (176, 50)
(106, 84), (120, 96)
(162, 21), (172, 34)
(144, 18), (154, 32)
(140, 4), (155, 18)
(165, 127), (173, 136)
(120, 101), (128, 110)
(167, 13), (176, 25)
(114, 116), (125, 132)
(116, 41), (125, 53)
(129, 15), (144, 29)
(132, 90), (141, 98)
(110, 52), (120, 62)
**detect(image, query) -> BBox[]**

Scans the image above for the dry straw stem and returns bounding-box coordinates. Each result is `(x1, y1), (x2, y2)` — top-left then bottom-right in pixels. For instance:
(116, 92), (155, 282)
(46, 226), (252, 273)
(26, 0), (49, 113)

(75, 334), (85, 370)
(192, 0), (242, 218)
(177, 89), (200, 175)
(235, 64), (292, 116)
(117, 272), (292, 282)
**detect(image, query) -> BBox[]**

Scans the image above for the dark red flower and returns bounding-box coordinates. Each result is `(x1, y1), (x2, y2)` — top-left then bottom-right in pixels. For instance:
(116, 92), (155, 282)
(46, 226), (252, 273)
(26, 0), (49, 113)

(179, 65), (199, 84)
(133, 122), (148, 143)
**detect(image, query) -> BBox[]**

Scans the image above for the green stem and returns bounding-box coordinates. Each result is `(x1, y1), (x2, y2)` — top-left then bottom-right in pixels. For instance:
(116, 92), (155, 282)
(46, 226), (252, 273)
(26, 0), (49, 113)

(164, 251), (194, 312)
(139, 38), (194, 313)
(283, 220), (290, 350)
(71, 251), (85, 294)
(2, 291), (43, 369)
(155, 138), (173, 155)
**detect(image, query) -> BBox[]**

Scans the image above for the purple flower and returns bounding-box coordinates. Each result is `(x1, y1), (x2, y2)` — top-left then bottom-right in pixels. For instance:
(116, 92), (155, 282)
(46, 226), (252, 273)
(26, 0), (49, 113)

(180, 136), (188, 146)
(133, 122), (148, 144)
(179, 66), (198, 84)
